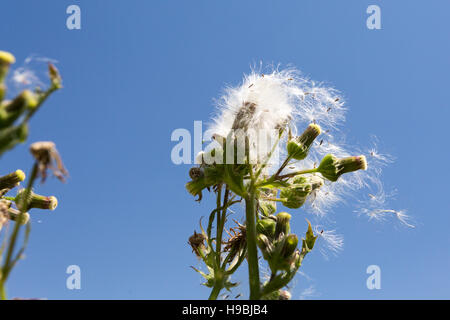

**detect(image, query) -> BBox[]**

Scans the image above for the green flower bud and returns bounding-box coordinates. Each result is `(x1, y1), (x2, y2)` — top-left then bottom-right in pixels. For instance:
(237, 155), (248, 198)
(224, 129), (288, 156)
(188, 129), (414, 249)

(287, 123), (321, 160)
(48, 63), (62, 89)
(259, 200), (276, 216)
(0, 170), (26, 190)
(280, 175), (323, 209)
(0, 123), (28, 156)
(317, 154), (367, 182)
(275, 212), (291, 238)
(0, 90), (38, 128)
(0, 51), (15, 65)
(7, 207), (30, 225)
(281, 234), (299, 259)
(15, 189), (58, 211)
(280, 184), (311, 209)
(0, 51), (15, 83)
(257, 217), (276, 239)
(302, 220), (318, 253)
(257, 234), (273, 260)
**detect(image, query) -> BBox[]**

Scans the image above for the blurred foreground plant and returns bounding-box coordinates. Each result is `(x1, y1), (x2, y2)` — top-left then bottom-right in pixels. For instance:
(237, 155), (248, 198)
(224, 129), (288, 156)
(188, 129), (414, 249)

(0, 50), (66, 299)
(185, 68), (370, 300)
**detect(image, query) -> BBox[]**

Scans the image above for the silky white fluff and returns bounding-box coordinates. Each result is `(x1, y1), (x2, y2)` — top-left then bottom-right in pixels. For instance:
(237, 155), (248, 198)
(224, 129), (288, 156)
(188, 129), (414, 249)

(6, 55), (58, 98)
(210, 67), (345, 138)
(210, 65), (410, 229)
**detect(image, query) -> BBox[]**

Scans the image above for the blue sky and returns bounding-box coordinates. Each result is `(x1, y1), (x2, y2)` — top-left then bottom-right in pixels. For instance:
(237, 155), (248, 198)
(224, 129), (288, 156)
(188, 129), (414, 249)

(1, 0), (449, 299)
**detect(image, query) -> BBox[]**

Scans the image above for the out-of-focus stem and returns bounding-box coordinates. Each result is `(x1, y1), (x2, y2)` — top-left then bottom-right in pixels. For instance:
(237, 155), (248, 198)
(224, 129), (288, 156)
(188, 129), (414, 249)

(0, 163), (38, 299)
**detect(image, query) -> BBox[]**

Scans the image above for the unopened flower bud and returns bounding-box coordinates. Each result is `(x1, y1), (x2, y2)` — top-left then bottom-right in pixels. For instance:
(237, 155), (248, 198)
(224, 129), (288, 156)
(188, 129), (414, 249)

(7, 207), (30, 225)
(302, 220), (318, 253)
(259, 200), (276, 216)
(0, 51), (15, 82)
(287, 123), (321, 160)
(15, 189), (58, 211)
(275, 212), (291, 238)
(257, 217), (276, 239)
(317, 154), (367, 182)
(0, 123), (28, 155)
(281, 234), (298, 259)
(257, 233), (273, 260)
(0, 170), (26, 190)
(278, 290), (292, 300)
(0, 90), (38, 129)
(6, 90), (38, 112)
(48, 63), (62, 89)
(280, 184), (311, 209)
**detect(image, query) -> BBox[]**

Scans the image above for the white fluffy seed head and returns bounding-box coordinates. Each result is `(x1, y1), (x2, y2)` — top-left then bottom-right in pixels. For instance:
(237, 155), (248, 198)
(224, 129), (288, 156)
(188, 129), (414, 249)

(209, 65), (407, 226)
(210, 67), (345, 138)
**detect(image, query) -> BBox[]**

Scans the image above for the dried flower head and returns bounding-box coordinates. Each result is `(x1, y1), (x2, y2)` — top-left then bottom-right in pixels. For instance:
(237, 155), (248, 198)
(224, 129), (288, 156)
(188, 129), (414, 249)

(29, 141), (68, 182)
(224, 221), (246, 262)
(188, 231), (206, 257)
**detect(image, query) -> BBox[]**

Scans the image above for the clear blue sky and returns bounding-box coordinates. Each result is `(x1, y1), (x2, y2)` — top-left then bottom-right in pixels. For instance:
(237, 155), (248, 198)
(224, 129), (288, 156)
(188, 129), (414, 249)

(1, 0), (449, 299)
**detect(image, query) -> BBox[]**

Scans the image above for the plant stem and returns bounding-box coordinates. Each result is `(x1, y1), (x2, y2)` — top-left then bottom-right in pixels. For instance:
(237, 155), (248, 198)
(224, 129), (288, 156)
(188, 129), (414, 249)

(215, 185), (223, 268)
(209, 284), (222, 300)
(0, 163), (38, 299)
(245, 182), (260, 300)
(0, 285), (6, 300)
(216, 187), (230, 268)
(277, 168), (317, 179)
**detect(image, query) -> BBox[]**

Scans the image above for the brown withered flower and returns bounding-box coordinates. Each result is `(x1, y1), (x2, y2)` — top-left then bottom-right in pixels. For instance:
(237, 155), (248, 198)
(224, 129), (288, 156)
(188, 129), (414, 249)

(188, 231), (206, 257)
(223, 220), (246, 263)
(29, 141), (68, 183)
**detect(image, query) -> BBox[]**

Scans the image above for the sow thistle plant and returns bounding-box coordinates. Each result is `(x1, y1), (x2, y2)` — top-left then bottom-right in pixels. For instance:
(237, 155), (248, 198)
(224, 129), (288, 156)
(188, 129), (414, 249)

(0, 50), (66, 299)
(185, 67), (402, 300)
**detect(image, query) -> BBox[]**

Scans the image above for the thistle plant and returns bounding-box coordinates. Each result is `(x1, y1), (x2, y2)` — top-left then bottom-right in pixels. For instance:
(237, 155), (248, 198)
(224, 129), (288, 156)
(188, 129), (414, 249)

(0, 50), (66, 299)
(186, 67), (403, 300)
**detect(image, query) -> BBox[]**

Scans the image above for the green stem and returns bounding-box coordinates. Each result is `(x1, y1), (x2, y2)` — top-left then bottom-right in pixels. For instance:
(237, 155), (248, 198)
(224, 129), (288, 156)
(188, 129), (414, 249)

(245, 183), (260, 300)
(0, 285), (6, 300)
(216, 188), (229, 266)
(0, 163), (38, 299)
(21, 87), (57, 124)
(209, 284), (222, 300)
(255, 130), (284, 180)
(215, 185), (223, 268)
(277, 168), (318, 179)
